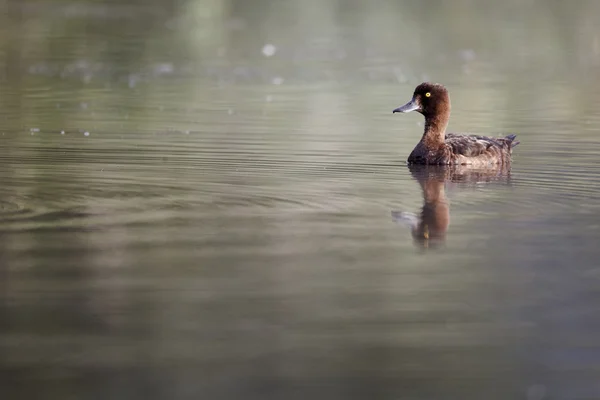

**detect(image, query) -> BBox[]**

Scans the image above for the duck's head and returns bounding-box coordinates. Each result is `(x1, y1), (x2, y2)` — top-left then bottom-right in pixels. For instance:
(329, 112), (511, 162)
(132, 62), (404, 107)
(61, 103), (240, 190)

(393, 82), (451, 119)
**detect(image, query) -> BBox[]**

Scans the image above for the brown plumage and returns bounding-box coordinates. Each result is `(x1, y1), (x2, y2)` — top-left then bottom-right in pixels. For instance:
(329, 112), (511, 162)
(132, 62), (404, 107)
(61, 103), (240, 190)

(393, 82), (519, 166)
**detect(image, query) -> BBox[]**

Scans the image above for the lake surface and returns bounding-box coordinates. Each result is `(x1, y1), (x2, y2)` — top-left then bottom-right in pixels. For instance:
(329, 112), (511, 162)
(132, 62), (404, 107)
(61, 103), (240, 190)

(2, 1), (600, 399)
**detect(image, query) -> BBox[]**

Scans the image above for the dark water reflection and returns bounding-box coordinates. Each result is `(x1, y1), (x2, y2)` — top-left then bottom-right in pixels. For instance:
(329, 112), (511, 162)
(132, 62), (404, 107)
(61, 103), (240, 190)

(393, 164), (512, 249)
(2, 0), (600, 399)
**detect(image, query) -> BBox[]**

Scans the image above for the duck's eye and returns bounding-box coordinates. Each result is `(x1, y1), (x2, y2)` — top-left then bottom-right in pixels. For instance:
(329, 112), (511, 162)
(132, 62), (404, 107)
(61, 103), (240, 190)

(425, 92), (431, 97)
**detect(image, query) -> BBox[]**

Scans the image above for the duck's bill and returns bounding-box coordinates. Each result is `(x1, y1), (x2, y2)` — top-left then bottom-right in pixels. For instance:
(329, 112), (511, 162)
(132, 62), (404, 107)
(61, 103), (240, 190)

(393, 98), (420, 113)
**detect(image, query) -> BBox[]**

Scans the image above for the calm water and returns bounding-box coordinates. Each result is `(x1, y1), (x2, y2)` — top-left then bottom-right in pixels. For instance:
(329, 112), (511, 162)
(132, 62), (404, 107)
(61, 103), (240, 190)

(2, 1), (600, 399)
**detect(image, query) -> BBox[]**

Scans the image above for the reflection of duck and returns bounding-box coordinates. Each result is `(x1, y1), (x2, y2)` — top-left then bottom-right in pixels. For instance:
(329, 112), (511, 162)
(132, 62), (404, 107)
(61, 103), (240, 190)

(393, 82), (519, 166)
(392, 164), (512, 248)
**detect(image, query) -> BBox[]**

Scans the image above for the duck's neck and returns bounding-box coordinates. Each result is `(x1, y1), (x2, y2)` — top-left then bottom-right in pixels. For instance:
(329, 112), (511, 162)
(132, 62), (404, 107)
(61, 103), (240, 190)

(418, 178), (449, 241)
(422, 179), (447, 205)
(422, 112), (449, 147)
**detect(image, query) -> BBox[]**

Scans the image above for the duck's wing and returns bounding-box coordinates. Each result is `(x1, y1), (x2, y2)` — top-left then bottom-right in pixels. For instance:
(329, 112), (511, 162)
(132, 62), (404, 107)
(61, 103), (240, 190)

(445, 133), (518, 157)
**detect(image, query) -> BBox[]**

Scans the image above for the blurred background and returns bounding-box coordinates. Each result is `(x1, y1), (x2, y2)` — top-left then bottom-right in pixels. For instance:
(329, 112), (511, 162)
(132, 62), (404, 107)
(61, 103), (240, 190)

(1, 0), (600, 399)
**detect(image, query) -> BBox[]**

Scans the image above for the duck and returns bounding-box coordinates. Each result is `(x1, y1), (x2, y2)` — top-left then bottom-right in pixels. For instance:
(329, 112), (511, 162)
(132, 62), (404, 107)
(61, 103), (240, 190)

(393, 82), (519, 166)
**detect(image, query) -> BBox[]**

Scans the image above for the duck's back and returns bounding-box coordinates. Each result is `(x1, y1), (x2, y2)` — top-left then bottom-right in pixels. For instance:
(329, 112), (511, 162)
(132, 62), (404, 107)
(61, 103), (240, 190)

(445, 133), (519, 166)
(408, 133), (519, 166)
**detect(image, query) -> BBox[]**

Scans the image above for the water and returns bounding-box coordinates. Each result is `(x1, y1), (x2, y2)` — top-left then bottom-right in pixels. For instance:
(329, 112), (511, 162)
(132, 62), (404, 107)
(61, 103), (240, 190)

(2, 1), (600, 399)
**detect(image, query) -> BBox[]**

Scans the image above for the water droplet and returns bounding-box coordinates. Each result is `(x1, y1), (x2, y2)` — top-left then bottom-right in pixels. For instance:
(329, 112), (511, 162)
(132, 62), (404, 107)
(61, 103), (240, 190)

(128, 74), (139, 88)
(262, 44), (277, 57)
(152, 63), (174, 76)
(459, 48), (477, 62)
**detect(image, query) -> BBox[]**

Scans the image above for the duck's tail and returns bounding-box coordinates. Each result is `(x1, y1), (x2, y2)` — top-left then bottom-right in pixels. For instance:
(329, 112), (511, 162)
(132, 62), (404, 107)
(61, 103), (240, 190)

(505, 134), (520, 148)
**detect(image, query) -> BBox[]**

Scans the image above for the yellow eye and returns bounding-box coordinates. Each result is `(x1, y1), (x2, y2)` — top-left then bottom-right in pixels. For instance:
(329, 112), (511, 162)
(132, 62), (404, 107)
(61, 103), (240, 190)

(425, 92), (431, 97)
